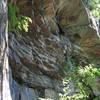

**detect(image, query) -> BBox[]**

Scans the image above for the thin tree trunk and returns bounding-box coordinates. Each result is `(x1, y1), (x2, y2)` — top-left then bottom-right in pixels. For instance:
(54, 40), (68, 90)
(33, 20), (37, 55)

(0, 0), (11, 100)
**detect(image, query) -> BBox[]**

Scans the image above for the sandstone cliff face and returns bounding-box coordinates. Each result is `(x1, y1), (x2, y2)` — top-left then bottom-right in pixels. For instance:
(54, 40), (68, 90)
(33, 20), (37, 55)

(0, 0), (100, 100)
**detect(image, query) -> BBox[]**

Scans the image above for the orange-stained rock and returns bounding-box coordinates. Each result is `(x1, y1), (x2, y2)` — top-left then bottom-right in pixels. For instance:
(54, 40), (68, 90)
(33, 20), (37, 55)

(8, 0), (100, 99)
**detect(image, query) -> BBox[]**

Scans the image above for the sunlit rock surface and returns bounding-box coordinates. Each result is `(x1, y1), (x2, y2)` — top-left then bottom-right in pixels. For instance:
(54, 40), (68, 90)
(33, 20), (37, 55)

(9, 0), (100, 99)
(0, 0), (100, 100)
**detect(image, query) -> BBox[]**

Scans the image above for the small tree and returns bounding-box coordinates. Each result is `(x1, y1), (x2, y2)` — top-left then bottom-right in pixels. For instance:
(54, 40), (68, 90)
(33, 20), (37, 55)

(0, 0), (12, 100)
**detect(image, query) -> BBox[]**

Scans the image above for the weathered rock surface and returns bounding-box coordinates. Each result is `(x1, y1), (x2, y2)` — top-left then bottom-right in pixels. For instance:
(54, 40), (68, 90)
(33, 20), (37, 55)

(0, 0), (100, 100)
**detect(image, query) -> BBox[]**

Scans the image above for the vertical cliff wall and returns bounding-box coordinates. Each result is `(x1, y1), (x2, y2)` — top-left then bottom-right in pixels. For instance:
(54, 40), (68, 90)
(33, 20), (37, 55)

(0, 0), (100, 100)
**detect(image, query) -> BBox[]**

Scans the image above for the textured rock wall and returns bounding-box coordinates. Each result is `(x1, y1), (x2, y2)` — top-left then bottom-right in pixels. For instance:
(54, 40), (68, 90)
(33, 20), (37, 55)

(0, 0), (100, 100)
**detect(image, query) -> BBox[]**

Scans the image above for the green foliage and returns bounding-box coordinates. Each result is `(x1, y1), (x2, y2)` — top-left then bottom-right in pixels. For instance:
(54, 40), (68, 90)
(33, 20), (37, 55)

(78, 65), (100, 86)
(85, 0), (100, 18)
(17, 16), (32, 32)
(8, 3), (32, 32)
(60, 58), (100, 100)
(8, 2), (19, 30)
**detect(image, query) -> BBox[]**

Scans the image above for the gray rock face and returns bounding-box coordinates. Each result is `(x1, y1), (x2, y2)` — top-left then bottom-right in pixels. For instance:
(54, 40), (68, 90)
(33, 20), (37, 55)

(0, 0), (100, 100)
